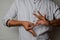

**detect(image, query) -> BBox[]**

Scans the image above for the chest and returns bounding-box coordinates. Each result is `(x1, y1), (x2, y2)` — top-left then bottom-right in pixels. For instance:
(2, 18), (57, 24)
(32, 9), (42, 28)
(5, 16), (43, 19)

(17, 0), (53, 21)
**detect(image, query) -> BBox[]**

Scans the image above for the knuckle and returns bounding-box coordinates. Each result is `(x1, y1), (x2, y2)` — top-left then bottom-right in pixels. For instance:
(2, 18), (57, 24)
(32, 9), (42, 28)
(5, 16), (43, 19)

(26, 29), (29, 31)
(26, 28), (29, 30)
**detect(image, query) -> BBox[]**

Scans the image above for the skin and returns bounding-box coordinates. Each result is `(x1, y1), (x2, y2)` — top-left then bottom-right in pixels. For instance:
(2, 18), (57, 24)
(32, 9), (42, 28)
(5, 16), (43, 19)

(7, 11), (60, 37)
(34, 11), (60, 27)
(7, 20), (36, 36)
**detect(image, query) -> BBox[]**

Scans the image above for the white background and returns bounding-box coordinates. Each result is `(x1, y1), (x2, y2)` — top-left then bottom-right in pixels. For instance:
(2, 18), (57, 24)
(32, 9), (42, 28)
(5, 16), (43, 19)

(0, 0), (60, 40)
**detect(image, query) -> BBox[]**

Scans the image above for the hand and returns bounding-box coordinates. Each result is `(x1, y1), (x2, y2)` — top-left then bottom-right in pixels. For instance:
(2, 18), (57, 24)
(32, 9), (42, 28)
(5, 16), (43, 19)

(22, 21), (34, 30)
(22, 21), (36, 36)
(7, 20), (36, 36)
(34, 11), (50, 26)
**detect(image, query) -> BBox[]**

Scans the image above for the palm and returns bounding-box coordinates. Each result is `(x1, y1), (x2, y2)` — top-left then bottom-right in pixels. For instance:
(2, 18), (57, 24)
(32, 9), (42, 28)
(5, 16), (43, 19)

(34, 11), (49, 26)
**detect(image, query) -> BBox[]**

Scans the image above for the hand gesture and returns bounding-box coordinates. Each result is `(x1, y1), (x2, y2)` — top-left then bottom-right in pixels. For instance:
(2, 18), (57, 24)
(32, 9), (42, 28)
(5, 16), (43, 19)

(22, 21), (36, 36)
(34, 11), (49, 26)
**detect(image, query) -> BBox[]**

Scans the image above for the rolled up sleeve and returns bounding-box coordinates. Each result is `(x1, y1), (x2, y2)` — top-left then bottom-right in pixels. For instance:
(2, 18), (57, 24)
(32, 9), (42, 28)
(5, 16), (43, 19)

(2, 0), (18, 26)
(51, 1), (60, 19)
(54, 8), (60, 19)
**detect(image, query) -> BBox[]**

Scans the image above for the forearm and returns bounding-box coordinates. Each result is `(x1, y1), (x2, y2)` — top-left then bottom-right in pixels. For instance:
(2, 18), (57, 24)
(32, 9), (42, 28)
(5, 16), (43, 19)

(7, 20), (23, 27)
(49, 19), (60, 27)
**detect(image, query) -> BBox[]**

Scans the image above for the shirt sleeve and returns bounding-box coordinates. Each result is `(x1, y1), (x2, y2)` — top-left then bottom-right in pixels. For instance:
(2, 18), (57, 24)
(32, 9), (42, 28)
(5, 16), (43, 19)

(50, 1), (60, 19)
(2, 0), (18, 26)
(54, 7), (60, 19)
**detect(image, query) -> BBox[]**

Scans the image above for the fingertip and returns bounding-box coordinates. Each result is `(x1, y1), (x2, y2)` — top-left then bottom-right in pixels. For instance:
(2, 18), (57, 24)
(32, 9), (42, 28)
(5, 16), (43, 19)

(33, 13), (36, 16)
(29, 30), (37, 37)
(38, 11), (40, 14)
(44, 14), (46, 16)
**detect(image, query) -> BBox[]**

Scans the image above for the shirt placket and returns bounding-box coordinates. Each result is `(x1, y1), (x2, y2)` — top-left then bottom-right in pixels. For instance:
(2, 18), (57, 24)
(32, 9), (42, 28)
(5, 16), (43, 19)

(32, 0), (41, 23)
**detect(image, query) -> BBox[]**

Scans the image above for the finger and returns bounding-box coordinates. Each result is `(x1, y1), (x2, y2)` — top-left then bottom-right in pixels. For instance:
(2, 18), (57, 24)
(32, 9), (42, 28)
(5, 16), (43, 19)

(24, 23), (35, 30)
(35, 22), (41, 26)
(35, 20), (42, 26)
(29, 23), (35, 29)
(44, 14), (46, 18)
(38, 11), (43, 17)
(24, 25), (32, 31)
(24, 26), (29, 31)
(35, 21), (39, 26)
(28, 30), (37, 37)
(38, 11), (47, 20)
(33, 13), (40, 19)
(34, 24), (38, 26)
(33, 13), (44, 20)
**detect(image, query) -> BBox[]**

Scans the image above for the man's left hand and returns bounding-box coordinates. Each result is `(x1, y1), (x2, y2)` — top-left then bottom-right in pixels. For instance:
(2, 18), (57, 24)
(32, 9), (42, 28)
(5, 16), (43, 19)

(33, 11), (50, 26)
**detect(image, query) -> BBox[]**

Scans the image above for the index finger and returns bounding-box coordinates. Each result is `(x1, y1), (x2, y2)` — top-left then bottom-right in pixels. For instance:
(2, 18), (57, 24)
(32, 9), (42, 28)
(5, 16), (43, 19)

(33, 13), (40, 19)
(38, 11), (43, 17)
(33, 11), (44, 20)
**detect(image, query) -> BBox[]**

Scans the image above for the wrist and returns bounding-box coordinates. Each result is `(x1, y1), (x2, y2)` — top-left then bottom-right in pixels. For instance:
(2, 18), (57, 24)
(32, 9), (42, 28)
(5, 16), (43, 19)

(19, 21), (24, 26)
(6, 19), (11, 27)
(45, 20), (51, 26)
(46, 20), (52, 26)
(8, 20), (25, 26)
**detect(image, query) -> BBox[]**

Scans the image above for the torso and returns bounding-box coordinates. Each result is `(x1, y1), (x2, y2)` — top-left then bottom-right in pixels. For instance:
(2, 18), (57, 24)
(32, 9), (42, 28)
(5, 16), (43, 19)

(16, 0), (53, 40)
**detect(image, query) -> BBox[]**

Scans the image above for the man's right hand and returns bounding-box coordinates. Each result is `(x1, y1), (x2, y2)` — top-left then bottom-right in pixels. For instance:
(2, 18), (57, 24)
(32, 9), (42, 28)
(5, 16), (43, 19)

(21, 21), (36, 36)
(7, 20), (36, 36)
(22, 21), (34, 30)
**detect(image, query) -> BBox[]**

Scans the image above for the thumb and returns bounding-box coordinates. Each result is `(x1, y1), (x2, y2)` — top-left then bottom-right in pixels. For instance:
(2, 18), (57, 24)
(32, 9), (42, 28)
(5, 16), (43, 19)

(28, 30), (37, 37)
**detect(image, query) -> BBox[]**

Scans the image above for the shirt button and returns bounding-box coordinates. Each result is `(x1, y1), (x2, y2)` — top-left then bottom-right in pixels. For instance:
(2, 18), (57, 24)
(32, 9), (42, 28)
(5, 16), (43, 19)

(34, 0), (36, 4)
(34, 2), (36, 4)
(33, 20), (35, 22)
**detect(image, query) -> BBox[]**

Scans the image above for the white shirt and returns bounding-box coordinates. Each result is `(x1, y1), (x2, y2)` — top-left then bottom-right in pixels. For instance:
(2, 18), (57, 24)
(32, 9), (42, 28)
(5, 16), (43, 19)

(2, 0), (60, 40)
